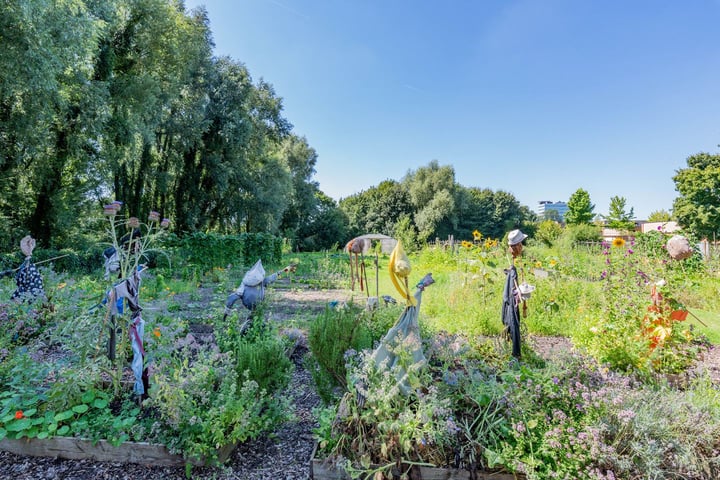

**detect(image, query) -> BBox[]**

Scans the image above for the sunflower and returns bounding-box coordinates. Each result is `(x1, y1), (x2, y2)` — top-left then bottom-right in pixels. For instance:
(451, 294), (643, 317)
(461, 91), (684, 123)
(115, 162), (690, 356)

(472, 230), (482, 241)
(461, 240), (473, 249)
(612, 237), (626, 248)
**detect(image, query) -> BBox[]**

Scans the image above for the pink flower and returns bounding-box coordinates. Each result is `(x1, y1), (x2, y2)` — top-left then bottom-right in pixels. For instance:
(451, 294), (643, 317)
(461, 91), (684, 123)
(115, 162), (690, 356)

(160, 218), (171, 229)
(148, 211), (160, 222)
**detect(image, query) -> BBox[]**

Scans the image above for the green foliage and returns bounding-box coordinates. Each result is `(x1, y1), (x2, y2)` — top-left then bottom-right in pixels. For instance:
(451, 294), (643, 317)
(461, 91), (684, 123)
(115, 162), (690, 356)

(318, 347), (455, 478)
(161, 232), (282, 271)
(295, 192), (348, 251)
(647, 209), (672, 222)
(148, 347), (289, 464)
(558, 223), (602, 247)
(393, 215), (420, 253)
(0, 0), (326, 250)
(605, 196), (636, 231)
(535, 220), (563, 247)
(565, 188), (596, 225)
(306, 304), (380, 403)
(672, 152), (720, 239)
(232, 334), (293, 394)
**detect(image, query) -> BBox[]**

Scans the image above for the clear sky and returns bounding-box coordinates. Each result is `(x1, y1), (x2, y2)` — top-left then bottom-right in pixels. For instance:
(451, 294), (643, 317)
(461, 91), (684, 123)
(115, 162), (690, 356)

(182, 0), (720, 220)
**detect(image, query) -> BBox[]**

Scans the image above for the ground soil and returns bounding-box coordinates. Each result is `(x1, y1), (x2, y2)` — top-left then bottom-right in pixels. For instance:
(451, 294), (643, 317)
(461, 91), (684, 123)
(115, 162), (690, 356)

(1, 278), (718, 479)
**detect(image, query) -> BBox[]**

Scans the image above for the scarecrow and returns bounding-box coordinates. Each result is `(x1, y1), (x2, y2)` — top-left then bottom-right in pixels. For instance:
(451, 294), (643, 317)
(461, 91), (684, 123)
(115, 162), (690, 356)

(369, 241), (434, 395)
(10, 236), (46, 303)
(105, 266), (148, 398)
(223, 259), (296, 335)
(345, 237), (369, 293)
(102, 228), (141, 280)
(502, 229), (534, 359)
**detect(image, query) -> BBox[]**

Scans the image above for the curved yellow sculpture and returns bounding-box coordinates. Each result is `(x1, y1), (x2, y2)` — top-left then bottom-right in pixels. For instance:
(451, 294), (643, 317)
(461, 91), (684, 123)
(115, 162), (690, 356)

(388, 240), (415, 306)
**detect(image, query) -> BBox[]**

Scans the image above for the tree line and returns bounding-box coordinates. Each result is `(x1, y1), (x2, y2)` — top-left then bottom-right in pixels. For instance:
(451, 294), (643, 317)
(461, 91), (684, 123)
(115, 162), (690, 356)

(0, 0), (538, 254)
(4, 1), (713, 254)
(1, 0), (322, 251)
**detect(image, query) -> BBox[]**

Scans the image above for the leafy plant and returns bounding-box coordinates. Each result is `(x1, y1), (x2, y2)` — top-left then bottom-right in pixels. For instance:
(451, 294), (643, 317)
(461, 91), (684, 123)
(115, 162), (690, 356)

(306, 304), (376, 404)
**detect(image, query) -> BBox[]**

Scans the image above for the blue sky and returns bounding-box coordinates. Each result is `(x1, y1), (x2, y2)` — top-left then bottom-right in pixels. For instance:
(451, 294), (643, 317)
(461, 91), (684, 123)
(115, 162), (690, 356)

(183, 0), (720, 219)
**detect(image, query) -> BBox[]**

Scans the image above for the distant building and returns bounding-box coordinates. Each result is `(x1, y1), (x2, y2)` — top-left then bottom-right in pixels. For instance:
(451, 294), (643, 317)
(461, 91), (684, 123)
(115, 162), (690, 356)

(536, 201), (569, 222)
(638, 221), (680, 234)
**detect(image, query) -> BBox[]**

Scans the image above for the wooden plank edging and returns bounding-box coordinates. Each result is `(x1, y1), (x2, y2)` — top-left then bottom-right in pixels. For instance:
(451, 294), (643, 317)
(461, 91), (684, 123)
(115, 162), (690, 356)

(0, 437), (235, 467)
(310, 445), (526, 480)
(310, 458), (526, 480)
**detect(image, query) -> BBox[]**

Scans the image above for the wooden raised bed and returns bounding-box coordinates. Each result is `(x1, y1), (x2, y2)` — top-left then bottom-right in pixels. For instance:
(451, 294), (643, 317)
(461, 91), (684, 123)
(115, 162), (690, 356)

(310, 444), (526, 480)
(0, 436), (236, 467)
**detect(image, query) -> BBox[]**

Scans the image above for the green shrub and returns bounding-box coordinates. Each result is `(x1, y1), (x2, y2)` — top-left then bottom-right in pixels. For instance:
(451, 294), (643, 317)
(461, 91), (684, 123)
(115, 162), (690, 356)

(559, 224), (602, 247)
(160, 232), (282, 273)
(307, 303), (377, 403)
(535, 220), (563, 247)
(234, 334), (293, 394)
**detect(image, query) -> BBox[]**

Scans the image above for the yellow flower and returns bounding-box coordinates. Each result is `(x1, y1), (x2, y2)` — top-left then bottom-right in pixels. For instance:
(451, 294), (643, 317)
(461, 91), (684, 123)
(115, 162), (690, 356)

(549, 259), (557, 266)
(57, 282), (67, 289)
(612, 237), (626, 248)
(461, 240), (473, 248)
(472, 230), (482, 241)
(535, 261), (542, 268)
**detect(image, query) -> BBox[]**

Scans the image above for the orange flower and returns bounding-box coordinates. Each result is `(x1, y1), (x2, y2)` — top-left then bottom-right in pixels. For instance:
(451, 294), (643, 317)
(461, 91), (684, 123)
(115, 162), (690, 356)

(153, 327), (161, 338)
(15, 410), (23, 419)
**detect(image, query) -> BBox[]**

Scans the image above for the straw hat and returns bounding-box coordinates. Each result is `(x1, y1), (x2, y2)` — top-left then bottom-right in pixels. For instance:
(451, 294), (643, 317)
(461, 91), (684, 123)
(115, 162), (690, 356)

(507, 229), (528, 246)
(20, 236), (36, 257)
(518, 282), (536, 300)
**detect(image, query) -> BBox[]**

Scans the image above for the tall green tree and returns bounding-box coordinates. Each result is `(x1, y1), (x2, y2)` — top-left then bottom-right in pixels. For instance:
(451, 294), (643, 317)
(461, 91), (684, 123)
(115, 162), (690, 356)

(402, 160), (456, 242)
(672, 152), (720, 239)
(0, 0), (106, 247)
(296, 192), (348, 251)
(605, 196), (635, 231)
(278, 135), (320, 243)
(98, 0), (212, 218)
(338, 180), (412, 239)
(565, 188), (595, 225)
(647, 209), (672, 222)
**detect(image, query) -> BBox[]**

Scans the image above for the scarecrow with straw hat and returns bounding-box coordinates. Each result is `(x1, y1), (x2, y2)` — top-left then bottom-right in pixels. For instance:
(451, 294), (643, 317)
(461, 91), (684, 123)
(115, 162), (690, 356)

(502, 229), (534, 359)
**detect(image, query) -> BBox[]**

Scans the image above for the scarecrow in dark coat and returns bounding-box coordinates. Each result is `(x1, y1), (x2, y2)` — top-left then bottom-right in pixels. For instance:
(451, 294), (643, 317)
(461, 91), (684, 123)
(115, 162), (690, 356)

(11, 236), (45, 303)
(502, 229), (534, 359)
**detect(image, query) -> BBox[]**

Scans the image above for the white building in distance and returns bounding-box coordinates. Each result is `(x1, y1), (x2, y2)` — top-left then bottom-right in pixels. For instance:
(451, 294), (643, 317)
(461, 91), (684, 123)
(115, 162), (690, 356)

(536, 201), (569, 222)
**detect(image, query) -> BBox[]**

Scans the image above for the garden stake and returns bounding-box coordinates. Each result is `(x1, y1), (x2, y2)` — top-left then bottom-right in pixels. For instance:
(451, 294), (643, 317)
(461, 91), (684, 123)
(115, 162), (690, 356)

(687, 309), (708, 327)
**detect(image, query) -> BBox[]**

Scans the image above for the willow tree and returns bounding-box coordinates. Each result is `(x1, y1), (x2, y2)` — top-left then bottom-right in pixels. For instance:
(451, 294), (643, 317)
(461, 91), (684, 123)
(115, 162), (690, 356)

(0, 0), (105, 247)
